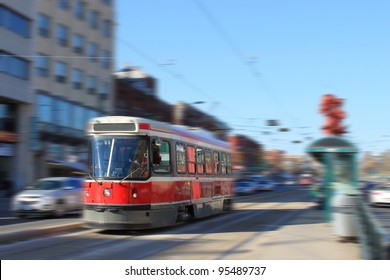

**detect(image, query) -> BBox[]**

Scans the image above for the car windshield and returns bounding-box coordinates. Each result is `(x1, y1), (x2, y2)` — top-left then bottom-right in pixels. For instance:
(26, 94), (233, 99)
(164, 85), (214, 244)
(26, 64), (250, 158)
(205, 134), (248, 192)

(88, 135), (149, 179)
(31, 180), (62, 190)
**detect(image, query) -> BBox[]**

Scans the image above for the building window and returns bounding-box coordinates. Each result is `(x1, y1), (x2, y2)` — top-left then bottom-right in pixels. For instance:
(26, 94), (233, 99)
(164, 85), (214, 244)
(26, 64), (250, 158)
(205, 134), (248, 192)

(0, 6), (30, 38)
(88, 10), (99, 29)
(55, 61), (67, 83)
(56, 24), (68, 47)
(37, 13), (50, 37)
(101, 0), (111, 6)
(100, 50), (110, 69)
(99, 81), (109, 100)
(71, 68), (83, 89)
(58, 0), (70, 10)
(87, 76), (97, 94)
(0, 52), (29, 79)
(87, 42), (98, 62)
(74, 0), (85, 20)
(35, 53), (49, 77)
(101, 19), (111, 38)
(72, 34), (84, 54)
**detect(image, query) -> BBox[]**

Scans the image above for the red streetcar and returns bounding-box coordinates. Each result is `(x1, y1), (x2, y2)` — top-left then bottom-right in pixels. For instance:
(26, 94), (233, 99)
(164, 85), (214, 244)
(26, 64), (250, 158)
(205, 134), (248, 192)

(83, 116), (235, 230)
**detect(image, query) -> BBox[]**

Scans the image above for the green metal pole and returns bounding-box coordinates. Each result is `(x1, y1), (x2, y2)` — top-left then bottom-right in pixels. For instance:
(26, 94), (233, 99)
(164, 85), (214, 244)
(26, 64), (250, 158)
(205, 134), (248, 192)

(352, 153), (359, 188)
(324, 152), (333, 223)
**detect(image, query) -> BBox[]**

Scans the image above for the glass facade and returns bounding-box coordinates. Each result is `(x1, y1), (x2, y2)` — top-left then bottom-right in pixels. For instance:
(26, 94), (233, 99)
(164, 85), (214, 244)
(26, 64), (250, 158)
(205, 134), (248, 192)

(36, 92), (104, 132)
(0, 103), (17, 132)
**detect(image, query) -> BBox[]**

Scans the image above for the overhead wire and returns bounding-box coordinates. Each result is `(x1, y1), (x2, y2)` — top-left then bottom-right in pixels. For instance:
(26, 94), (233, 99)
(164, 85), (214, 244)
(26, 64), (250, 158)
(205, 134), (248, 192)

(116, 36), (249, 130)
(113, 5), (282, 134)
(117, 37), (218, 103)
(192, 0), (313, 147)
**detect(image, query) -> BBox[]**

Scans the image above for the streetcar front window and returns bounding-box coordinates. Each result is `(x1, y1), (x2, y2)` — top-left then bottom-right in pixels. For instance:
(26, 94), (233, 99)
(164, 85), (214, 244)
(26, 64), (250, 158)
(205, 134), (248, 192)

(88, 136), (149, 179)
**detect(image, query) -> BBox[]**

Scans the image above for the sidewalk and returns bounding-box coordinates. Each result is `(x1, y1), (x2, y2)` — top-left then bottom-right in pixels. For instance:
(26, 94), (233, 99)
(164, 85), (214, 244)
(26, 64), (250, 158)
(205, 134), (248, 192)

(237, 204), (362, 260)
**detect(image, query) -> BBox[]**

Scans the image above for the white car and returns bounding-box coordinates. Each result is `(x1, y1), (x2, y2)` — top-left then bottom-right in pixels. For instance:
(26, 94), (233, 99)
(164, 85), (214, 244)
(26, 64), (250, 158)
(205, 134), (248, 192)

(12, 177), (84, 218)
(369, 184), (390, 207)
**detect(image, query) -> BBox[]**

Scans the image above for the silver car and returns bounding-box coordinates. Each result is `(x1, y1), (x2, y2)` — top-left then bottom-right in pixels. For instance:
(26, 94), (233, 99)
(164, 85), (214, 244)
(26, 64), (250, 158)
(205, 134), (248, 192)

(12, 177), (84, 218)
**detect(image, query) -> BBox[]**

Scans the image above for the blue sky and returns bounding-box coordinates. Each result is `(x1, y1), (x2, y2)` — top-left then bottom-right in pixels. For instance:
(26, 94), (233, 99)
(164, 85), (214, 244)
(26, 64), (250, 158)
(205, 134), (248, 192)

(115, 0), (390, 155)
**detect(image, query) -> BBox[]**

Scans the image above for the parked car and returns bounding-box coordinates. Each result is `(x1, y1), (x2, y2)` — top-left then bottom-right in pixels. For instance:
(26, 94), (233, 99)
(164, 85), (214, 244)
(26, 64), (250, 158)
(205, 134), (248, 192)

(369, 184), (390, 207)
(234, 180), (257, 195)
(359, 180), (381, 200)
(255, 179), (275, 191)
(282, 178), (296, 186)
(12, 177), (84, 218)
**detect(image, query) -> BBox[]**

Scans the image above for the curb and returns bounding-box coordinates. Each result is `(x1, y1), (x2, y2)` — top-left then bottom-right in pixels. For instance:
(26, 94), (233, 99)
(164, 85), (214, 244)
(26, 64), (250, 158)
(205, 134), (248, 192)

(0, 222), (83, 244)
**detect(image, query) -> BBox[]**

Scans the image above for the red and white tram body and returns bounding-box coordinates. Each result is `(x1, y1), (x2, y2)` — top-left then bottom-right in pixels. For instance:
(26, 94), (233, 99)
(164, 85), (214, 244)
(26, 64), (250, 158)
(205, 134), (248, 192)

(83, 116), (234, 230)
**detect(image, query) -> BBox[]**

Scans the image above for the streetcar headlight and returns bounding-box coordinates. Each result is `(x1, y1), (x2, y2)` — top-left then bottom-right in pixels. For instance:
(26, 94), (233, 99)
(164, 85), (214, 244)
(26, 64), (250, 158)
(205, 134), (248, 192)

(103, 188), (111, 197)
(132, 188), (138, 198)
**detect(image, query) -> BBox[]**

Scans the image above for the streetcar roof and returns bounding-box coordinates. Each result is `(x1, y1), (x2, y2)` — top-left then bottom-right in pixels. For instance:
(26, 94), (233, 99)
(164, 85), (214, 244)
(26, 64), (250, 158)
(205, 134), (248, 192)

(87, 116), (231, 150)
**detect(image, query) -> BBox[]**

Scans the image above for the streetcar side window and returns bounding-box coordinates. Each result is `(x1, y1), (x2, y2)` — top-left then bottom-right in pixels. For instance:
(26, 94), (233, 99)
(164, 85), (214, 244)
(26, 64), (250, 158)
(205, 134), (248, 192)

(221, 152), (227, 175)
(213, 151), (220, 175)
(205, 149), (213, 174)
(176, 143), (187, 174)
(152, 139), (171, 173)
(187, 145), (196, 174)
(196, 147), (205, 174)
(227, 154), (232, 175)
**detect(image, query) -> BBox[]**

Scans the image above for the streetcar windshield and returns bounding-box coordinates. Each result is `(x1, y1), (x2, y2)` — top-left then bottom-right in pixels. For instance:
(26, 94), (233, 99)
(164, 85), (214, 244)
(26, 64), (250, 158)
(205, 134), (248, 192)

(88, 136), (149, 179)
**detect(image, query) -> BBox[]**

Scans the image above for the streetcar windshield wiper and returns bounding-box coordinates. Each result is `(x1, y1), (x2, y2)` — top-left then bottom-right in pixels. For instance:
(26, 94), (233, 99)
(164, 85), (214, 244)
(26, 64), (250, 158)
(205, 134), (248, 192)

(88, 172), (102, 185)
(119, 167), (140, 184)
(120, 159), (141, 183)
